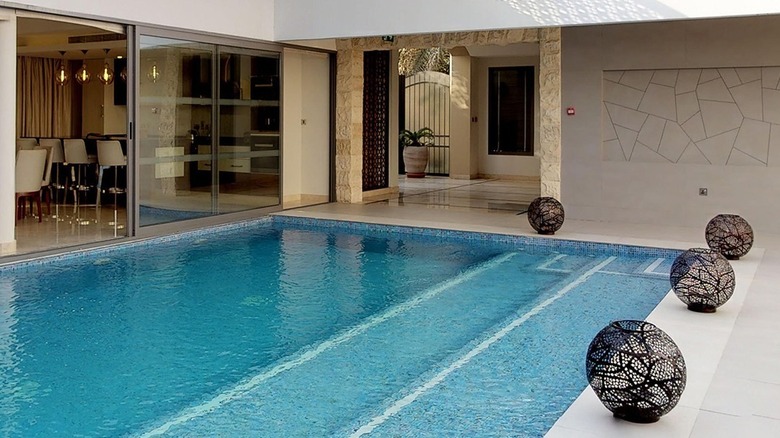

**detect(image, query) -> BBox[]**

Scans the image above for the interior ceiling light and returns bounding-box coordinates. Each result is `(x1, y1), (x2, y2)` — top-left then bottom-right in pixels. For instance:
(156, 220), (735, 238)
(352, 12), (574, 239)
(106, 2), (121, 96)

(55, 51), (69, 86)
(98, 49), (115, 85)
(147, 61), (161, 83)
(75, 50), (91, 85)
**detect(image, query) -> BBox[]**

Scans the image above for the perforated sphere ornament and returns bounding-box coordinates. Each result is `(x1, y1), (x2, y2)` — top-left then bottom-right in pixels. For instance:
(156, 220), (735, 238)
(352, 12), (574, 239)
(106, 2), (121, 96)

(670, 248), (735, 313)
(705, 214), (753, 260)
(586, 320), (687, 423)
(527, 197), (564, 235)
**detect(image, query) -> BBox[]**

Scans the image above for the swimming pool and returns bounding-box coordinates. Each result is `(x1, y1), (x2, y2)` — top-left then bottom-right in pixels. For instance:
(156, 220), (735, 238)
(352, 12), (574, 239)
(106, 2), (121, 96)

(0, 217), (678, 437)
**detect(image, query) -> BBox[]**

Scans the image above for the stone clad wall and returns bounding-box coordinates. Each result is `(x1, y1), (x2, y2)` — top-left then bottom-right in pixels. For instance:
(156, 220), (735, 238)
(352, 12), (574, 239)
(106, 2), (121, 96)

(335, 40), (364, 202)
(334, 28), (561, 203)
(539, 28), (562, 199)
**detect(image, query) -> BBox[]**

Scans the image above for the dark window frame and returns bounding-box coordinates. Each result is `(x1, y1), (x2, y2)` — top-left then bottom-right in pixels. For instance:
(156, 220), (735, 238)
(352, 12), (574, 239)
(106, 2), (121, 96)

(488, 66), (535, 156)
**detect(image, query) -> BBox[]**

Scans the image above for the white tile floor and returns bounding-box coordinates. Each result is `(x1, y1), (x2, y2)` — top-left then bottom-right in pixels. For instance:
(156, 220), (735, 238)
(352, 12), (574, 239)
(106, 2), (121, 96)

(13, 203), (127, 255)
(278, 176), (780, 437)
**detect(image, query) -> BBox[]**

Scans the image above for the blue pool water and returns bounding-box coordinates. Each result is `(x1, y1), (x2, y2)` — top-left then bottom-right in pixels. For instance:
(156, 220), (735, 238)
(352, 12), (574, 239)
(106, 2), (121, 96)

(0, 218), (677, 437)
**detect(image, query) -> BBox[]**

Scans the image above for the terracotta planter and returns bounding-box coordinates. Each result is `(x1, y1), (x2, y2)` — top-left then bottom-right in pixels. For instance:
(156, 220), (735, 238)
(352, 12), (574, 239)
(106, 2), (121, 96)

(403, 145), (429, 178)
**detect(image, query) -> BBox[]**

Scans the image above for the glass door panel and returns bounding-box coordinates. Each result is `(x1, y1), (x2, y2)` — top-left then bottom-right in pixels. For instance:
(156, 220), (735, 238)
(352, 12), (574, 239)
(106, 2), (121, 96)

(217, 48), (280, 213)
(138, 36), (215, 226)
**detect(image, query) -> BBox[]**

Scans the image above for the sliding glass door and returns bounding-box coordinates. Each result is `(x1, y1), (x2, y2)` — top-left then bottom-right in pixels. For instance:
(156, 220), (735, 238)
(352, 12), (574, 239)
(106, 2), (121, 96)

(217, 47), (280, 213)
(137, 36), (215, 226)
(136, 33), (281, 228)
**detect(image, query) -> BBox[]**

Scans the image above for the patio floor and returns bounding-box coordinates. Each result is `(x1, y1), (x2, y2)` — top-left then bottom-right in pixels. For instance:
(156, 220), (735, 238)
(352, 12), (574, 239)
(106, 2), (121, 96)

(277, 176), (780, 437)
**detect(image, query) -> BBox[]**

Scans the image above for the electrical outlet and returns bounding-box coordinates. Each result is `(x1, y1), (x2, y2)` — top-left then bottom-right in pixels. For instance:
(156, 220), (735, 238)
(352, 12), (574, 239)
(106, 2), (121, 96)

(699, 188), (708, 196)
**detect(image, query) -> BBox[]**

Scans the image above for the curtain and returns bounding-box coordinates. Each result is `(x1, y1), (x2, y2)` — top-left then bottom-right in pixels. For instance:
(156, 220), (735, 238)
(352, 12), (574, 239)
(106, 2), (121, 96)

(16, 56), (73, 138)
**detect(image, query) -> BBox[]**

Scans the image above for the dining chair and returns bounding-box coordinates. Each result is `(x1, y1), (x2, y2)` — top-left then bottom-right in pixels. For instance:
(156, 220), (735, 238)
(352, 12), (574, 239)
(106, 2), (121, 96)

(34, 145), (54, 215)
(15, 149), (47, 223)
(39, 139), (65, 203)
(16, 138), (38, 152)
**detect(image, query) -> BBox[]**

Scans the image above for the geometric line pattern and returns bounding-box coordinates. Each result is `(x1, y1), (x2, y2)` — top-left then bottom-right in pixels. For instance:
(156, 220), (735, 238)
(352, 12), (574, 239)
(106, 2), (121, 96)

(602, 67), (780, 167)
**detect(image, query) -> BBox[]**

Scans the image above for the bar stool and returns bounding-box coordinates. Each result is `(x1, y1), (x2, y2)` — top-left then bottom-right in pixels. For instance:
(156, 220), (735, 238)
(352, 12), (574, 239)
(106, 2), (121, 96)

(97, 140), (127, 230)
(63, 139), (92, 221)
(40, 139), (65, 204)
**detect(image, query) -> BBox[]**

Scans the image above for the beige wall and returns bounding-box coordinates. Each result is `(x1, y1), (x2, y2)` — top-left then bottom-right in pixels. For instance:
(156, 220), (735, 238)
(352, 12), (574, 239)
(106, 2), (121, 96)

(103, 61), (127, 134)
(81, 58), (126, 136)
(80, 59), (103, 135)
(282, 48), (330, 205)
(473, 55), (541, 178)
(283, 49), (304, 198)
(449, 50), (474, 179)
(562, 15), (780, 234)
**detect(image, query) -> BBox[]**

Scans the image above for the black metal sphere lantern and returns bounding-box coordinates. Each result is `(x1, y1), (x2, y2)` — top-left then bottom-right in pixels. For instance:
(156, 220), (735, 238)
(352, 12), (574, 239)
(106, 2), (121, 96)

(705, 214), (753, 260)
(586, 320), (687, 423)
(527, 197), (564, 235)
(670, 248), (735, 313)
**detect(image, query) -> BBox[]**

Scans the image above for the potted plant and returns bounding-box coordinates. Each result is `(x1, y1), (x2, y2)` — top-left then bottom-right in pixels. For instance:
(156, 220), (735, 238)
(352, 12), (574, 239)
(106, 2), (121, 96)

(400, 127), (434, 178)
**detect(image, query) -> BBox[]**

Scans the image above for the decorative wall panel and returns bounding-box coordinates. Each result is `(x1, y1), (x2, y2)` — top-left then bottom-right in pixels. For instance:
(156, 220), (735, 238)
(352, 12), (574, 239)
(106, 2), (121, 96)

(602, 67), (780, 166)
(362, 50), (390, 191)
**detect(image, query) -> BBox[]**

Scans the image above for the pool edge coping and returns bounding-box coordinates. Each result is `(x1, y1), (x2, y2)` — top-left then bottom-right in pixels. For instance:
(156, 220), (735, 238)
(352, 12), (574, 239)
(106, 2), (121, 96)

(1, 214), (683, 272)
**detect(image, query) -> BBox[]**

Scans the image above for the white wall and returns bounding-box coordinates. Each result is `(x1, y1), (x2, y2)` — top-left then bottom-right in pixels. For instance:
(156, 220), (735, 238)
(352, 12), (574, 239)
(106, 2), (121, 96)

(0, 13), (16, 253)
(562, 15), (780, 235)
(473, 55), (540, 178)
(3, 0), (274, 40)
(275, 0), (780, 41)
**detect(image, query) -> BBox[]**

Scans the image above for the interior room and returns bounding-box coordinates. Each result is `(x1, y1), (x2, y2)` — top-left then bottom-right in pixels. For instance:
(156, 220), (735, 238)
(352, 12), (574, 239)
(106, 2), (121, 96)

(14, 15), (128, 254)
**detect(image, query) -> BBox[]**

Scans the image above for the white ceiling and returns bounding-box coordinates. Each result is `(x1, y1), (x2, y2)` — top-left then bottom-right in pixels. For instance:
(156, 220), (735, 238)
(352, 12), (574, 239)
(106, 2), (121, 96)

(17, 17), (127, 59)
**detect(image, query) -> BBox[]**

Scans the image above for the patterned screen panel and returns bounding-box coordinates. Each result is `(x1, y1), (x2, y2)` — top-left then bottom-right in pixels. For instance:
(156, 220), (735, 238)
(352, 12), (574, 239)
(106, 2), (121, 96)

(363, 50), (390, 191)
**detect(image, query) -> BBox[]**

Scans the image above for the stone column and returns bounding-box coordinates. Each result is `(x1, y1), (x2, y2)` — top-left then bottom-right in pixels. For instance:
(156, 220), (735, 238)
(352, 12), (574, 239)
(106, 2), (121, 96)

(539, 27), (562, 199)
(335, 40), (363, 203)
(0, 11), (16, 255)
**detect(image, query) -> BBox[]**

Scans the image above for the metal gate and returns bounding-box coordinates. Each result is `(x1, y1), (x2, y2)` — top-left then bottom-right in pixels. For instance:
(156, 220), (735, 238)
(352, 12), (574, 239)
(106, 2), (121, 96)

(401, 70), (450, 176)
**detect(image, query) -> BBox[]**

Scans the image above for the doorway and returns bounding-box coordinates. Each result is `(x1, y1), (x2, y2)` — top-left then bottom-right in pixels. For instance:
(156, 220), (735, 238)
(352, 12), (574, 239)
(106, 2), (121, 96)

(14, 14), (129, 255)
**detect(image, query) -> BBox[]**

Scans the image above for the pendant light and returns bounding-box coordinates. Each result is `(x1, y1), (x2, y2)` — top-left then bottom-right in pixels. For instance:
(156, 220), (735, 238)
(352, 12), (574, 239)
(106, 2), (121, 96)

(98, 49), (115, 85)
(147, 60), (161, 83)
(118, 55), (127, 81)
(54, 51), (69, 86)
(75, 50), (91, 84)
